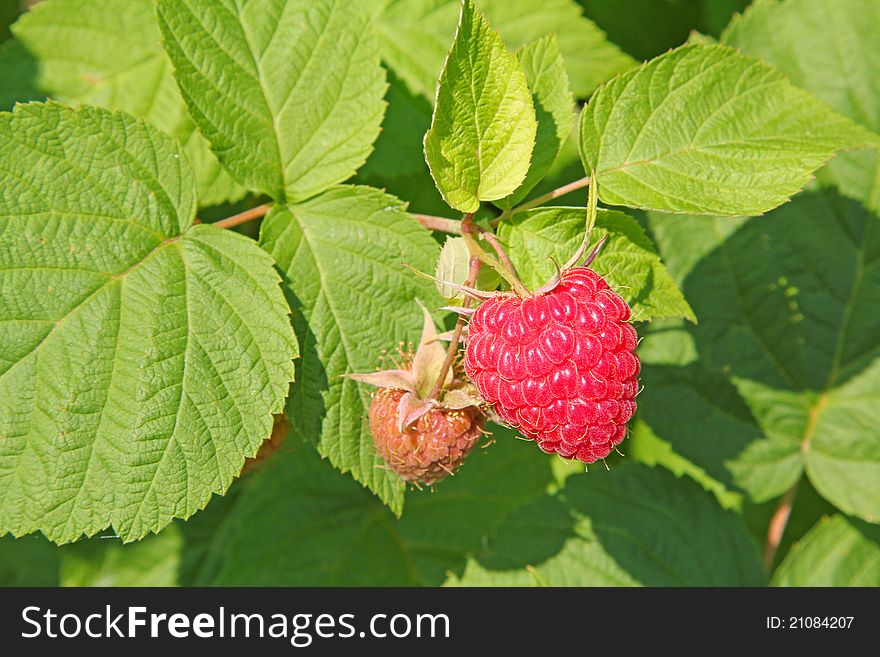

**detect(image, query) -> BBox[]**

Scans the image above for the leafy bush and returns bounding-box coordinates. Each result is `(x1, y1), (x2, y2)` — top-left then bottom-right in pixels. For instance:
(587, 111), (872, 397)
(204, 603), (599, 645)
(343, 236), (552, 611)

(1, 0), (879, 587)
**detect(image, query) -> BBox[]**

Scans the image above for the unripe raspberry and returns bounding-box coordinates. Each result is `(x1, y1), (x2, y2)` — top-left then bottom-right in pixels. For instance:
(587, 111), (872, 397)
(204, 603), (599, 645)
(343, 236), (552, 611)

(369, 388), (484, 485)
(347, 302), (487, 486)
(464, 266), (639, 463)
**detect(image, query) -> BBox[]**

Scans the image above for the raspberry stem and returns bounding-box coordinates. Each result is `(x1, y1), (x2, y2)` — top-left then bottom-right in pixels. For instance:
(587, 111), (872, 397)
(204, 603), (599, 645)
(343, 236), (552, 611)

(493, 176), (591, 226)
(763, 392), (827, 572)
(429, 253), (481, 400)
(763, 481), (799, 572)
(212, 176), (593, 235)
(460, 215), (531, 297)
(413, 213), (462, 234)
(479, 228), (518, 278)
(213, 203), (273, 230)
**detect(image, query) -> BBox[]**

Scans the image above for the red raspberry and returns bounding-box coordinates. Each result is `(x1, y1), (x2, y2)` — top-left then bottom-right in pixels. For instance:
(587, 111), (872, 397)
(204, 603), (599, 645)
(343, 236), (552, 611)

(369, 388), (484, 485)
(464, 266), (639, 463)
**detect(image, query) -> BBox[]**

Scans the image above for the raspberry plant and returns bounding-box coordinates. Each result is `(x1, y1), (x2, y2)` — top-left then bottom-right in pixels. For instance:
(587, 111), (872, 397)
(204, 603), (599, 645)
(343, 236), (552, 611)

(1, 0), (880, 588)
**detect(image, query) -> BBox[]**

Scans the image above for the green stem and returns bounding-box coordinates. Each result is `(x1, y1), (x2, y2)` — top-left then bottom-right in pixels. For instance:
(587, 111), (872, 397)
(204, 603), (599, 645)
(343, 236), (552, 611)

(494, 176), (591, 226)
(479, 227), (519, 283)
(460, 215), (531, 297)
(429, 254), (480, 400)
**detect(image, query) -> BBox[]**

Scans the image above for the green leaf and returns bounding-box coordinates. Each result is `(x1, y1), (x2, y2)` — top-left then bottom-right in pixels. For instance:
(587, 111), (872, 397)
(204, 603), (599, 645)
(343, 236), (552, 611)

(807, 359), (880, 522)
(355, 70), (450, 216)
(436, 236), (471, 301)
(156, 0), (387, 204)
(3, 0), (244, 206)
(577, 0), (748, 61)
(424, 0), (537, 212)
(498, 207), (694, 322)
(579, 44), (880, 216)
(0, 38), (39, 111)
(636, 351), (802, 503)
(722, 0), (880, 130)
(362, 2), (611, 214)
(0, 534), (60, 586)
(721, 0), (880, 213)
(0, 0), (22, 44)
(627, 420), (743, 510)
(175, 483), (241, 586)
(450, 463), (764, 586)
(374, 0), (633, 100)
(193, 435), (553, 586)
(721, 8), (880, 506)
(640, 190), (880, 520)
(0, 103), (297, 543)
(640, 214), (749, 287)
(477, 0), (633, 98)
(361, 70), (434, 181)
(60, 527), (181, 586)
(365, 0), (460, 100)
(259, 186), (440, 513)
(498, 36), (574, 210)
(435, 236), (500, 301)
(772, 515), (880, 586)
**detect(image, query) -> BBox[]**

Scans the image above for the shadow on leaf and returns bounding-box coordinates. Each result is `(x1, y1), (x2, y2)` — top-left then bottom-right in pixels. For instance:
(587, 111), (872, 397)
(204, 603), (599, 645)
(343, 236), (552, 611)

(192, 430), (555, 586)
(683, 189), (879, 392)
(461, 463), (764, 586)
(638, 188), (880, 507)
(0, 37), (42, 110)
